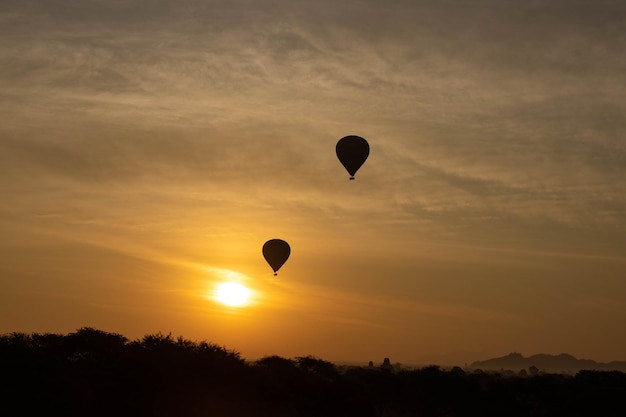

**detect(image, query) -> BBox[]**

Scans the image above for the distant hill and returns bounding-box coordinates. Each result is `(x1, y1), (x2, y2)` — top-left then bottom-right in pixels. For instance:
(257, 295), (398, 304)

(470, 352), (626, 373)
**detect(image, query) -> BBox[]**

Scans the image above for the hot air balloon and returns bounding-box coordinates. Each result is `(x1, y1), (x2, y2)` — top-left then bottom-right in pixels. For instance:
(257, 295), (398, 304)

(262, 239), (291, 276)
(336, 135), (369, 180)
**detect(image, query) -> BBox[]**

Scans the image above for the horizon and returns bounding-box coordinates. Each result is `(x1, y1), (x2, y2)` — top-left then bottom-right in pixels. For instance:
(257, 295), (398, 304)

(5, 327), (626, 375)
(1, 0), (625, 366)
(3, 326), (626, 369)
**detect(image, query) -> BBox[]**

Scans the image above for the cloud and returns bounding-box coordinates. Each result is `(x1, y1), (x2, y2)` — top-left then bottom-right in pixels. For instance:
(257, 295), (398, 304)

(1, 0), (625, 246)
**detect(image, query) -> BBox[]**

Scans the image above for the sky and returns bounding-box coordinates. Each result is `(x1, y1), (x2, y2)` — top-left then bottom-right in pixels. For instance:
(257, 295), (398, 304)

(1, 0), (625, 366)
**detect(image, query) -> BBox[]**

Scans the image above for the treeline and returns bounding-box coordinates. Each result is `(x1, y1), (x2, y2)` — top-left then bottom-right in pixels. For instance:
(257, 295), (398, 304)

(1, 328), (625, 417)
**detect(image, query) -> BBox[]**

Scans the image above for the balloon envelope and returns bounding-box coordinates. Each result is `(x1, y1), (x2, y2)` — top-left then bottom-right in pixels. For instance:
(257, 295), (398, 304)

(262, 239), (291, 276)
(336, 135), (369, 180)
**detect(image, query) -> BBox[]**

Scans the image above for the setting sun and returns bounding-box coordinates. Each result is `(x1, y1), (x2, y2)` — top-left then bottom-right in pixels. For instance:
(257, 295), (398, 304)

(215, 282), (251, 307)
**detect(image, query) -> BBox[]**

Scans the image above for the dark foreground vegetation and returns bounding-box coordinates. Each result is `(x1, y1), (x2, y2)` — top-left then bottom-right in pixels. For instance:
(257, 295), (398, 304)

(2, 328), (625, 417)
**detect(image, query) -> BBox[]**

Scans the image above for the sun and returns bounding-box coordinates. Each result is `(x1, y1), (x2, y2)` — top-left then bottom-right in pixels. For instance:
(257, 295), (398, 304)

(215, 282), (251, 307)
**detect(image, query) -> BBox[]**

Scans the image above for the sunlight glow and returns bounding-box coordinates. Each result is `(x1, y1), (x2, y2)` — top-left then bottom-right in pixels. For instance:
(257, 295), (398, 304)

(215, 282), (251, 307)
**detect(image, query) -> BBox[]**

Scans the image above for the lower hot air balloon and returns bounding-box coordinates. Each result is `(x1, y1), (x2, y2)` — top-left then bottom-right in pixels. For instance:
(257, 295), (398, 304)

(336, 135), (369, 180)
(263, 239), (291, 276)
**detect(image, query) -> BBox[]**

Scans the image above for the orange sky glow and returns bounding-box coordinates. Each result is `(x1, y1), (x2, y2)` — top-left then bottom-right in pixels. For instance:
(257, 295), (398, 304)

(1, 0), (625, 366)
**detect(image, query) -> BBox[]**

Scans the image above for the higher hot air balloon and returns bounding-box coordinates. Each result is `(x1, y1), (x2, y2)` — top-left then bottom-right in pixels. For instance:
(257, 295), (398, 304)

(336, 135), (369, 180)
(262, 239), (291, 276)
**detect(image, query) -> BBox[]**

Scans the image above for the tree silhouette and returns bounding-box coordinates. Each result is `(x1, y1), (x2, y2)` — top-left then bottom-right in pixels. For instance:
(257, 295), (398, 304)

(2, 328), (626, 417)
